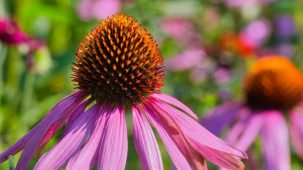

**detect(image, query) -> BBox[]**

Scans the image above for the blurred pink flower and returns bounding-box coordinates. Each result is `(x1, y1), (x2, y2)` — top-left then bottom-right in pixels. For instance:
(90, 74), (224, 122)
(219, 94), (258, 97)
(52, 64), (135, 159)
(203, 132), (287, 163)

(0, 19), (30, 44)
(0, 14), (247, 170)
(161, 18), (202, 48)
(77, 0), (121, 21)
(0, 19), (46, 71)
(223, 0), (275, 8)
(202, 56), (303, 170)
(161, 17), (214, 83)
(240, 19), (271, 48)
(166, 49), (205, 70)
(0, 19), (44, 48)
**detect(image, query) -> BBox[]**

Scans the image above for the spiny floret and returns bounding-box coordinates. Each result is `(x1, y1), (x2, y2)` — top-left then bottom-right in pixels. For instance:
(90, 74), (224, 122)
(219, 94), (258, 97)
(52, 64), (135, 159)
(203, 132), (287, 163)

(244, 56), (303, 110)
(72, 14), (164, 106)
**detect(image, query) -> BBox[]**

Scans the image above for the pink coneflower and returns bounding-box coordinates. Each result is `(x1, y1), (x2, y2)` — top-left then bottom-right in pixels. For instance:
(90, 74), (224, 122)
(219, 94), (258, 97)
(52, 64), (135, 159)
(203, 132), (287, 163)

(202, 56), (303, 170)
(0, 14), (246, 170)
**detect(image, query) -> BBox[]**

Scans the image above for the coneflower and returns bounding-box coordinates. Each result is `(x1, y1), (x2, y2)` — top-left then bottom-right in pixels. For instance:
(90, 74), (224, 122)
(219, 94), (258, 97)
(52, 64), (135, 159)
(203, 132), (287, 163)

(202, 56), (303, 170)
(0, 14), (246, 170)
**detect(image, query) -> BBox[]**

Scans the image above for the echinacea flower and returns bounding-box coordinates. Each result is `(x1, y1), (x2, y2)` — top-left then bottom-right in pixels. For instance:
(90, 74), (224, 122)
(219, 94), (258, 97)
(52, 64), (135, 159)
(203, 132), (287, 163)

(0, 14), (246, 170)
(202, 56), (303, 170)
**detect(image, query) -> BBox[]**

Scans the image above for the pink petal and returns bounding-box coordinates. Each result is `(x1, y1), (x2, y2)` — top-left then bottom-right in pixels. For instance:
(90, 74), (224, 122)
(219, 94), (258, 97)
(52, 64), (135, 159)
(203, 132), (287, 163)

(0, 92), (84, 164)
(66, 105), (109, 170)
(289, 106), (303, 158)
(261, 111), (290, 170)
(98, 107), (128, 170)
(132, 106), (163, 170)
(15, 92), (84, 169)
(225, 111), (251, 143)
(39, 99), (92, 151)
(201, 102), (242, 136)
(151, 99), (247, 169)
(61, 99), (93, 137)
(35, 104), (98, 170)
(227, 113), (264, 151)
(143, 105), (192, 170)
(152, 93), (198, 119)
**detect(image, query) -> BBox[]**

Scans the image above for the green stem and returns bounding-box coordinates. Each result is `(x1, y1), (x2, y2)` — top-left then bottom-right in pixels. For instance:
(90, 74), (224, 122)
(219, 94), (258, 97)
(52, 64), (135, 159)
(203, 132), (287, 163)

(0, 45), (7, 105)
(20, 71), (35, 112)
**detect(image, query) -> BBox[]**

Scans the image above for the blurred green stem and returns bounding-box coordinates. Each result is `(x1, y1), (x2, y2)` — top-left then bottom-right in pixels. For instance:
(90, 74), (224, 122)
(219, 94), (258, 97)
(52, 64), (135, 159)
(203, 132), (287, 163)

(21, 71), (35, 112)
(8, 155), (14, 170)
(0, 45), (7, 105)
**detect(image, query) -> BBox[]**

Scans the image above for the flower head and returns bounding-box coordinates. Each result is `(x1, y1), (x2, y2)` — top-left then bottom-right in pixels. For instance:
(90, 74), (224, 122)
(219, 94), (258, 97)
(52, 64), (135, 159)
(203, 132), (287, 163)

(202, 55), (303, 170)
(244, 56), (303, 110)
(72, 14), (164, 106)
(0, 14), (246, 170)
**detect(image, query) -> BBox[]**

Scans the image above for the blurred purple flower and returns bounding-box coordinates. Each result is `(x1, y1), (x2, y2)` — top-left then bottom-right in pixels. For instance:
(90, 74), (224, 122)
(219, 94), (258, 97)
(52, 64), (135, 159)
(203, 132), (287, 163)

(260, 43), (294, 58)
(213, 67), (232, 85)
(201, 56), (303, 170)
(275, 15), (296, 39)
(77, 0), (121, 21)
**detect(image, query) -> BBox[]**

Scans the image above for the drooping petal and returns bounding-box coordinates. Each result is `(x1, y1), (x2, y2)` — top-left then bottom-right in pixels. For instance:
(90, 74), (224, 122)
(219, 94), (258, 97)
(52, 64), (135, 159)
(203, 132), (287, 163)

(289, 106), (303, 158)
(225, 111), (251, 144)
(143, 105), (192, 170)
(0, 93), (83, 164)
(152, 93), (197, 119)
(15, 92), (85, 169)
(227, 113), (264, 151)
(39, 99), (92, 151)
(35, 104), (98, 170)
(132, 106), (163, 170)
(66, 105), (109, 170)
(151, 99), (247, 170)
(147, 103), (209, 170)
(261, 111), (290, 170)
(61, 99), (93, 137)
(201, 102), (242, 136)
(98, 107), (128, 170)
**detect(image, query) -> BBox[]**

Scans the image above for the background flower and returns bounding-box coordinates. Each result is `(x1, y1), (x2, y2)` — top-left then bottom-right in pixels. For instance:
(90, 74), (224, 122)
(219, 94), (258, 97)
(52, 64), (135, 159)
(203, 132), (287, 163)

(202, 56), (303, 170)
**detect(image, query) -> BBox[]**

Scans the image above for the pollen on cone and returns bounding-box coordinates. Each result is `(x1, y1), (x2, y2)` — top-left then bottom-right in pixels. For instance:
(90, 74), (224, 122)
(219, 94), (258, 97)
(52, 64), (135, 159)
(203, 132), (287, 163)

(244, 56), (303, 110)
(72, 14), (164, 106)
